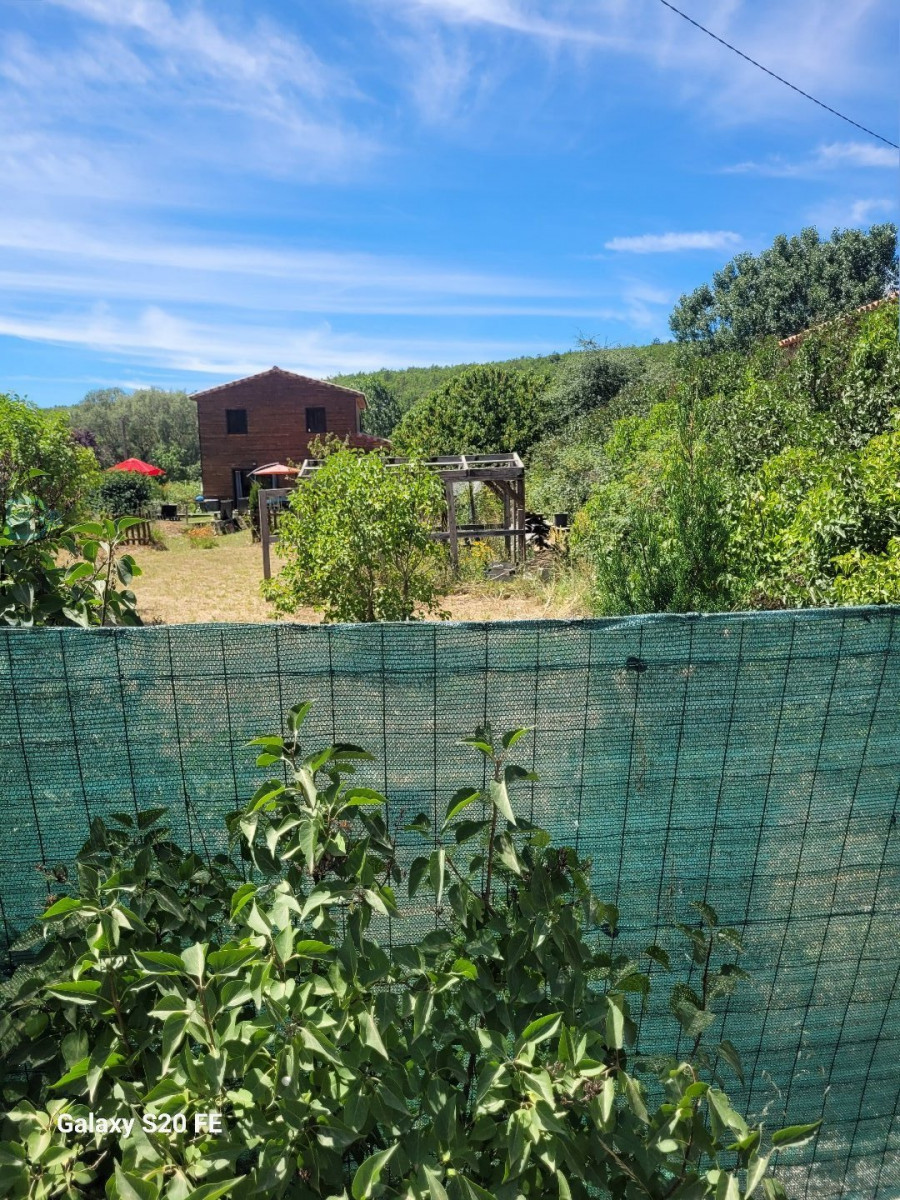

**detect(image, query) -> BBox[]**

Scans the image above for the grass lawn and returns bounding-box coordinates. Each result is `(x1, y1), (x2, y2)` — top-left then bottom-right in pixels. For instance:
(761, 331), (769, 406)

(129, 525), (589, 625)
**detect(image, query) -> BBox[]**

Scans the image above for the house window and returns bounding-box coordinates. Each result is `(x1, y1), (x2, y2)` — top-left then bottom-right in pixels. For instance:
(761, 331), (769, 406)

(306, 406), (327, 434)
(226, 408), (247, 434)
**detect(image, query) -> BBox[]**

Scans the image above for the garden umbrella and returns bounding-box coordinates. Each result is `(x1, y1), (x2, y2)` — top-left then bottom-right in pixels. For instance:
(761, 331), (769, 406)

(249, 463), (299, 476)
(109, 458), (166, 476)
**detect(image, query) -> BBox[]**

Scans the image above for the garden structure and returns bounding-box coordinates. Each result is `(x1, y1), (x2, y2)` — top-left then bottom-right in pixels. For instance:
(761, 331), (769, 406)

(258, 452), (527, 579)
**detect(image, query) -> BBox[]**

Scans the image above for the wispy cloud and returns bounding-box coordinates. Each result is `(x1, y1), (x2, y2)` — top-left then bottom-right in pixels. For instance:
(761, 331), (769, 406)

(604, 232), (742, 254)
(725, 140), (899, 177)
(0, 304), (566, 379)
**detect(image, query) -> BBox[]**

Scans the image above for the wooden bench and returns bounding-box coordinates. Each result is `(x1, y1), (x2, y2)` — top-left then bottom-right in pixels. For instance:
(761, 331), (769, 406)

(121, 519), (154, 546)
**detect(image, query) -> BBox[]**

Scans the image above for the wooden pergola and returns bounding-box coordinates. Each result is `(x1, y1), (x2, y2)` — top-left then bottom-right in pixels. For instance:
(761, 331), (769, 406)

(258, 452), (526, 579)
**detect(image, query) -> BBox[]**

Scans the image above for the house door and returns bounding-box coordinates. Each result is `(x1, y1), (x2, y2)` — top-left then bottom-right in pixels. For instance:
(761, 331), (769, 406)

(233, 469), (254, 504)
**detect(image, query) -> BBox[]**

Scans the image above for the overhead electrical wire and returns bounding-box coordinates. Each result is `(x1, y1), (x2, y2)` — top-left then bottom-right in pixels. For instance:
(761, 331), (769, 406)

(655, 0), (899, 151)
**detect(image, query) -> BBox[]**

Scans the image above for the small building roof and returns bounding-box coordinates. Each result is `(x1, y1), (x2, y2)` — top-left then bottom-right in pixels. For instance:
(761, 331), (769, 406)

(191, 365), (367, 408)
(778, 291), (899, 349)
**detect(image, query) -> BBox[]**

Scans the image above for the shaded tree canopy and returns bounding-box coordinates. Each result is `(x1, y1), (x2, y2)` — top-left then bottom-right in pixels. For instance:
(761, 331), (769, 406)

(669, 224), (898, 351)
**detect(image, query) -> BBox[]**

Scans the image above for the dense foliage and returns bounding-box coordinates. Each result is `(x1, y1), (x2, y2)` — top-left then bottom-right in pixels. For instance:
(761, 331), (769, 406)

(569, 298), (900, 613)
(0, 704), (817, 1199)
(0, 492), (142, 626)
(58, 388), (200, 481)
(0, 394), (101, 519)
(669, 224), (897, 351)
(392, 366), (549, 458)
(264, 448), (446, 622)
(97, 472), (158, 518)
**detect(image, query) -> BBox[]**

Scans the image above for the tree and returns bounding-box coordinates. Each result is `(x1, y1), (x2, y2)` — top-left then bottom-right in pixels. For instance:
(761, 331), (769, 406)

(670, 224), (898, 351)
(61, 386), (200, 479)
(393, 365), (547, 458)
(264, 448), (447, 622)
(360, 380), (402, 438)
(0, 393), (100, 519)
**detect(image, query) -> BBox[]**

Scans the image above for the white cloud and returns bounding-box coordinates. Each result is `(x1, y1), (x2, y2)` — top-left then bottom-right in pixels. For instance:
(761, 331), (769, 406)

(725, 140), (898, 177)
(604, 232), (742, 254)
(0, 305), (566, 379)
(848, 198), (895, 224)
(818, 141), (899, 168)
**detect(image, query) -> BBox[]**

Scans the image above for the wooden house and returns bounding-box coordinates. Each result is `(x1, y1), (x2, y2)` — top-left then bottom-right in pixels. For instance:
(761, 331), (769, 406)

(192, 366), (386, 503)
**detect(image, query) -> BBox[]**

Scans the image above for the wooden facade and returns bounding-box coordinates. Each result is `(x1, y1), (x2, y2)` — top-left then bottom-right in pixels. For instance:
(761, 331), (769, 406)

(192, 366), (383, 503)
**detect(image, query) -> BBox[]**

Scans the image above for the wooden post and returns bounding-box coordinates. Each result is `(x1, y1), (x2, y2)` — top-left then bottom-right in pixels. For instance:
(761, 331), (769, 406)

(260, 490), (272, 580)
(501, 483), (511, 561)
(468, 482), (476, 524)
(516, 476), (526, 565)
(445, 480), (458, 572)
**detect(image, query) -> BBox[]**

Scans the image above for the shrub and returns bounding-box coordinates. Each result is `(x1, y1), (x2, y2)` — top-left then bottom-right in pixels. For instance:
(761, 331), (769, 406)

(0, 493), (142, 626)
(0, 394), (101, 519)
(97, 472), (156, 518)
(264, 448), (447, 622)
(0, 703), (817, 1198)
(393, 366), (547, 459)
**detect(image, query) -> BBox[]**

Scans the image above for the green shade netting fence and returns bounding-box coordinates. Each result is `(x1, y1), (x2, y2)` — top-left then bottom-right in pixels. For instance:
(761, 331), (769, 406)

(0, 609), (897, 1199)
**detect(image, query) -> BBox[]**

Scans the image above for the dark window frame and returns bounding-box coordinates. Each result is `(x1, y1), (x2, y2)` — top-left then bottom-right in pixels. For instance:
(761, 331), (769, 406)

(226, 408), (248, 435)
(305, 406), (327, 434)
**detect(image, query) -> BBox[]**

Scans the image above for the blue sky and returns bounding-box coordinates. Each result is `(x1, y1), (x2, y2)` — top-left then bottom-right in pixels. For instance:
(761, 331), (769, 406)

(1, 0), (897, 407)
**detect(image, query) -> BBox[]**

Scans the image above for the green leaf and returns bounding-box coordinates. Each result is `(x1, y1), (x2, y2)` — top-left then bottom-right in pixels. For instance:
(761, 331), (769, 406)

(692, 900), (718, 927)
(669, 983), (714, 1039)
(761, 1180), (788, 1200)
(343, 787), (387, 806)
(294, 940), (335, 958)
(717, 1039), (745, 1085)
(351, 1144), (399, 1199)
(50, 1056), (90, 1087)
(487, 778), (516, 826)
(180, 943), (207, 979)
(771, 1121), (822, 1149)
(644, 943), (671, 970)
(623, 1074), (649, 1124)
(361, 1011), (389, 1060)
(40, 897), (83, 920)
(46, 980), (102, 1006)
(455, 819), (490, 843)
(421, 1165), (449, 1200)
(430, 848), (446, 906)
(501, 727), (533, 750)
(183, 1182), (244, 1200)
(443, 787), (481, 827)
(451, 957), (477, 979)
(287, 700), (313, 732)
(519, 1012), (562, 1047)
(408, 855), (429, 898)
(110, 1164), (159, 1200)
(456, 1180), (497, 1200)
(459, 737), (495, 757)
(745, 1151), (771, 1196)
(207, 947), (258, 975)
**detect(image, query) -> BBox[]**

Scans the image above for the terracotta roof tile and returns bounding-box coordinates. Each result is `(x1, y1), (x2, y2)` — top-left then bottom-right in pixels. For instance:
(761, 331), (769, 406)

(191, 365), (367, 405)
(778, 291), (898, 349)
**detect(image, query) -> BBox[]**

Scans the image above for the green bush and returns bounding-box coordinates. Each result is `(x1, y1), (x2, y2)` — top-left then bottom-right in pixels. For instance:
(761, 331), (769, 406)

(264, 449), (447, 622)
(393, 366), (547, 459)
(0, 394), (101, 519)
(97, 472), (157, 518)
(0, 492), (142, 627)
(0, 704), (817, 1199)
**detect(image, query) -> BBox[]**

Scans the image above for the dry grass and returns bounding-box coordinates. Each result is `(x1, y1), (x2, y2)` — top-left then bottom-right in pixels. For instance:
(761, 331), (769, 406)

(130, 524), (590, 625)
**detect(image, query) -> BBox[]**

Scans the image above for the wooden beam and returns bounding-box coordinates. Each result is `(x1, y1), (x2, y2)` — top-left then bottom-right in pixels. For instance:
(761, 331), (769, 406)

(445, 479), (458, 572)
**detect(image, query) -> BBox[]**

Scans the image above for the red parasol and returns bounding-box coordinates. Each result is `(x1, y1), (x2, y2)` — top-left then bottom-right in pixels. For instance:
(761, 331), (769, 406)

(109, 458), (166, 476)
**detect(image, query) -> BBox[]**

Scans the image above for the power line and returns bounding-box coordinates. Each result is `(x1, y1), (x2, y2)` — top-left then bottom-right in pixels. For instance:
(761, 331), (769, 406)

(656, 0), (899, 151)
